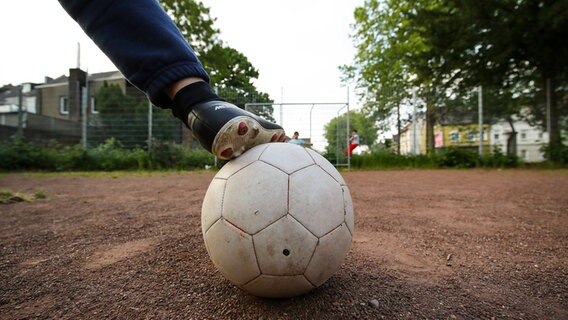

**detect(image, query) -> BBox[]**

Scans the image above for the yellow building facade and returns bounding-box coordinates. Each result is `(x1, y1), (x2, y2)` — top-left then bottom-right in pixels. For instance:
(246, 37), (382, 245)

(434, 123), (492, 154)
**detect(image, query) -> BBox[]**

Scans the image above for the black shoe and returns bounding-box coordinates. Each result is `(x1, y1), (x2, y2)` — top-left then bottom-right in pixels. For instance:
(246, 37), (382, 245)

(172, 82), (286, 160)
(188, 101), (286, 159)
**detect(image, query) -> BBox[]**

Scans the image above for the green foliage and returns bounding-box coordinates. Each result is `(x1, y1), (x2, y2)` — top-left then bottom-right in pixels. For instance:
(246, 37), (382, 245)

(146, 140), (214, 170)
(344, 0), (568, 154)
(435, 148), (478, 168)
(0, 189), (47, 204)
(479, 147), (519, 168)
(159, 0), (219, 53)
(159, 0), (275, 121)
(0, 138), (214, 172)
(349, 151), (439, 169)
(217, 86), (275, 122)
(541, 142), (568, 165)
(323, 111), (378, 155)
(94, 84), (183, 148)
(83, 138), (144, 171)
(0, 138), (85, 171)
(95, 83), (148, 148)
(349, 147), (522, 169)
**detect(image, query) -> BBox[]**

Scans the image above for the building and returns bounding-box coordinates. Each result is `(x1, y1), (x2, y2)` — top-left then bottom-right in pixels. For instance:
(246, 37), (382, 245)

(491, 118), (548, 162)
(434, 107), (491, 154)
(1, 68), (188, 146)
(35, 69), (146, 121)
(0, 83), (39, 139)
(398, 118), (424, 155)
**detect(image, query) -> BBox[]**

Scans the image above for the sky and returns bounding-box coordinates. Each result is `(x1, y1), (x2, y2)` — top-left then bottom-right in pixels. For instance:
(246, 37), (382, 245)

(0, 0), (365, 149)
(1, 0), (362, 103)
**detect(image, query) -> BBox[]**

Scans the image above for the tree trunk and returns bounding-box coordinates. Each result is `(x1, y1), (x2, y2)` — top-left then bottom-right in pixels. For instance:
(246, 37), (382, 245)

(506, 116), (517, 157)
(546, 76), (561, 147)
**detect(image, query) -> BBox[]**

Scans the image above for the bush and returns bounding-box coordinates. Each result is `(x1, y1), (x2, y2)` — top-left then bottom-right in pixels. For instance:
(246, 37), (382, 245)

(85, 138), (142, 171)
(436, 148), (478, 168)
(0, 138), (214, 172)
(147, 140), (214, 170)
(541, 142), (568, 165)
(349, 151), (439, 169)
(479, 147), (519, 168)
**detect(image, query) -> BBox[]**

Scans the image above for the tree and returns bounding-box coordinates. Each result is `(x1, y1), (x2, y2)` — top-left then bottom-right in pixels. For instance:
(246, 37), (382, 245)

(159, 0), (275, 121)
(95, 83), (148, 148)
(342, 0), (452, 154)
(414, 0), (568, 158)
(323, 111), (377, 156)
(344, 0), (568, 159)
(95, 84), (182, 148)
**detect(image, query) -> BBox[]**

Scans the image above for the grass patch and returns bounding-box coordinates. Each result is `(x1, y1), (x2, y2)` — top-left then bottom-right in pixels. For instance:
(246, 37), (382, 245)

(1, 169), (217, 179)
(0, 189), (48, 204)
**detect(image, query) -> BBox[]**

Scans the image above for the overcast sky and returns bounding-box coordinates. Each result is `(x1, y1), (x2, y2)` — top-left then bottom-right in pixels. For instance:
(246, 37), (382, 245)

(1, 0), (363, 105)
(0, 0), (366, 148)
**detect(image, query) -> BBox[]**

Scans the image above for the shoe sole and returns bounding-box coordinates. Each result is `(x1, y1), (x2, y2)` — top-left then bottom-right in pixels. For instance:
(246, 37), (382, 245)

(212, 116), (286, 160)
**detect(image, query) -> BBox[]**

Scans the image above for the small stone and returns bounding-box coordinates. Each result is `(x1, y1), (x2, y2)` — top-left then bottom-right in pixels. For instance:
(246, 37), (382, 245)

(369, 299), (379, 308)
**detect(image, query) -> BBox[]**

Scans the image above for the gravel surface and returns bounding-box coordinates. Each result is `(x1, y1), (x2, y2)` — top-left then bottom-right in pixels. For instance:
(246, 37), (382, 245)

(1, 170), (567, 319)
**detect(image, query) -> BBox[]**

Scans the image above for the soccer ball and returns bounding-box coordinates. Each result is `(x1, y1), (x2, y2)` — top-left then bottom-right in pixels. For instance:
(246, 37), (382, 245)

(201, 143), (354, 298)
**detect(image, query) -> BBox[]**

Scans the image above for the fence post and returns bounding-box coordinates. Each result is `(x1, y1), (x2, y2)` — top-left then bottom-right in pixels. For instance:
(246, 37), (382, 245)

(81, 73), (89, 150)
(478, 85), (483, 156)
(17, 85), (24, 138)
(148, 100), (153, 150)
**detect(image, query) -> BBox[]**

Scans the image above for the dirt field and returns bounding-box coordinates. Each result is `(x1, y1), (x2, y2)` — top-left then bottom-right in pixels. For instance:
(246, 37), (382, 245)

(1, 170), (567, 319)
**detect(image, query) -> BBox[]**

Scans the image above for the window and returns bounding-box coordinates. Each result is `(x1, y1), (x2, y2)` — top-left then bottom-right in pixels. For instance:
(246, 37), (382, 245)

(538, 132), (543, 139)
(521, 149), (528, 159)
(449, 131), (460, 143)
(59, 96), (69, 114)
(520, 132), (527, 140)
(494, 133), (500, 140)
(466, 130), (476, 142)
(91, 96), (98, 114)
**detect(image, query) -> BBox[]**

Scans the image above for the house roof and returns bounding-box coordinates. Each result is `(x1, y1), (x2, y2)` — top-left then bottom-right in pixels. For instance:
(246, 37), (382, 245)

(89, 70), (123, 81)
(36, 69), (125, 88)
(438, 106), (478, 125)
(0, 84), (18, 101)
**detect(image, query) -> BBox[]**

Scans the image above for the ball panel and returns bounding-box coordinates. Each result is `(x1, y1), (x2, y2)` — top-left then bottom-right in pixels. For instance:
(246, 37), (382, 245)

(342, 186), (355, 236)
(205, 219), (260, 285)
(289, 166), (345, 237)
(223, 161), (288, 234)
(304, 224), (352, 287)
(216, 144), (269, 179)
(259, 143), (314, 174)
(305, 148), (346, 185)
(243, 275), (314, 298)
(201, 178), (226, 234)
(253, 215), (318, 276)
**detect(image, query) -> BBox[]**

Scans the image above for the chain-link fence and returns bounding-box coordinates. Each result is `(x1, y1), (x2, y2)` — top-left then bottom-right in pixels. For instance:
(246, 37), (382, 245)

(1, 83), (356, 168)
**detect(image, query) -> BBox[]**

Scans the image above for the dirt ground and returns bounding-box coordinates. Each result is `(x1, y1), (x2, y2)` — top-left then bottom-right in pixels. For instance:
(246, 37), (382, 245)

(0, 169), (567, 319)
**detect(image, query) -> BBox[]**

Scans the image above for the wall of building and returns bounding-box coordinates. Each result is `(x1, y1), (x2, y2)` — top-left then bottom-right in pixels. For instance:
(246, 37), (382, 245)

(491, 120), (547, 162)
(434, 123), (491, 154)
(399, 120), (424, 155)
(38, 84), (69, 120)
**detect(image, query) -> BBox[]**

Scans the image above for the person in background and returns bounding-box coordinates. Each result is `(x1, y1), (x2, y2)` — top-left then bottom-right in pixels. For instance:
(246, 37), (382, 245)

(346, 129), (359, 156)
(57, 0), (285, 160)
(288, 131), (305, 146)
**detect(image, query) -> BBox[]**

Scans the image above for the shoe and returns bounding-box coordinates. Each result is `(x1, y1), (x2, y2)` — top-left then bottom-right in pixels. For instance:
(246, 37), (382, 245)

(188, 101), (286, 160)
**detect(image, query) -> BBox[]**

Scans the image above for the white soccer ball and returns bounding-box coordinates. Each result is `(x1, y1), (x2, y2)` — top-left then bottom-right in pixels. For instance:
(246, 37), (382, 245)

(201, 143), (354, 298)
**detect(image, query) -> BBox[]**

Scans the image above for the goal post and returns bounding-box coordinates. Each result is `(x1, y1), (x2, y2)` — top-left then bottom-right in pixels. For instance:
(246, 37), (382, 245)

(244, 102), (351, 169)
